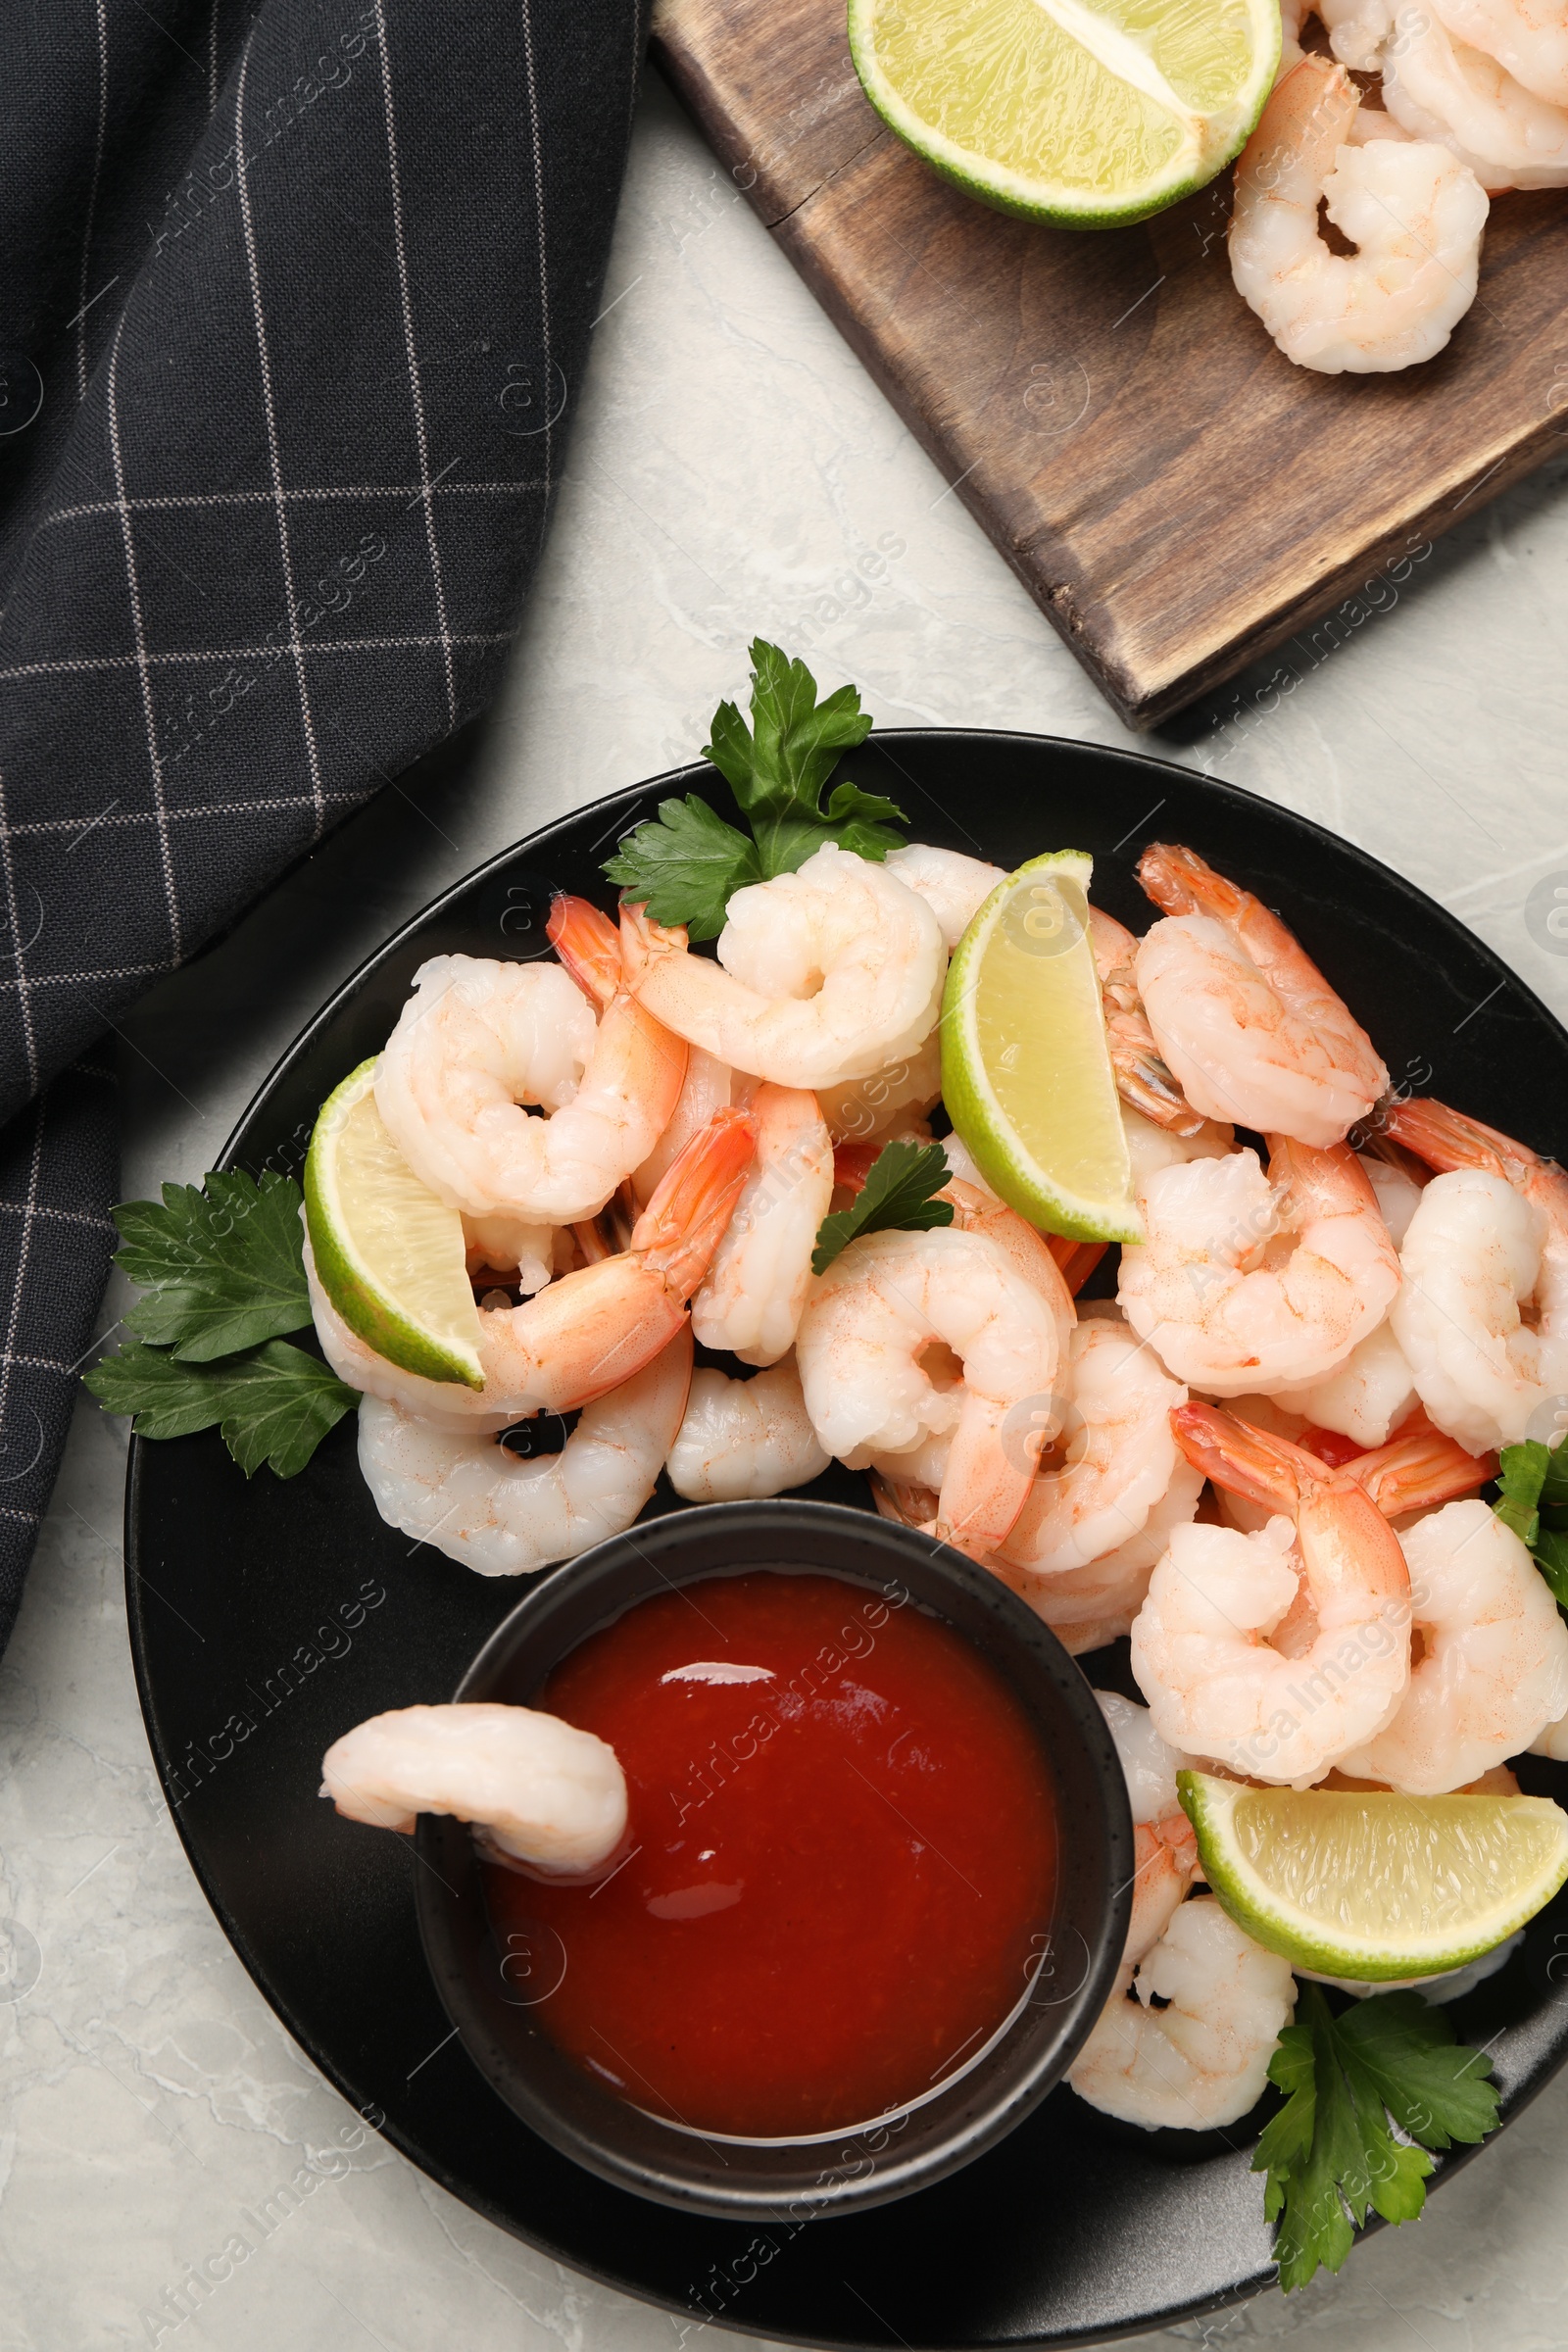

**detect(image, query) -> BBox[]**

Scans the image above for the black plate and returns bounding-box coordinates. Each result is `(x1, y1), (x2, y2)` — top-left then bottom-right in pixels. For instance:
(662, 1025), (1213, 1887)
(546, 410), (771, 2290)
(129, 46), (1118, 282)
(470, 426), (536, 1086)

(126, 731), (1568, 2348)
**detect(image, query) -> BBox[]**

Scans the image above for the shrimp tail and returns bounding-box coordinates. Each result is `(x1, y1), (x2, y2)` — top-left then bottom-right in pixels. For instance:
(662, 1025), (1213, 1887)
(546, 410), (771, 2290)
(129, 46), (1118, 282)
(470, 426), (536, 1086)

(1138, 843), (1345, 1014)
(1138, 843), (1254, 927)
(1386, 1096), (1535, 1184)
(618, 900), (689, 984)
(548, 895), (622, 1007)
(1106, 1014), (1210, 1136)
(1266, 1132), (1382, 1218)
(868, 1468), (938, 1530)
(1346, 1409), (1497, 1515)
(1170, 1399), (1311, 1511)
(1048, 1234), (1110, 1297)
(630, 1104), (759, 1297)
(1089, 903), (1207, 1137)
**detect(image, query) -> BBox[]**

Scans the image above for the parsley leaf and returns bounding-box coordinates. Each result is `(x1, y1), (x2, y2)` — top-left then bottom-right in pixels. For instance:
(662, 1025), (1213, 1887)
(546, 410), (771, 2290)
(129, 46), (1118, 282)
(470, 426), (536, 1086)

(1255, 1986), (1499, 2292)
(603, 795), (760, 943)
(1494, 1436), (1568, 1608)
(114, 1168), (313, 1360)
(810, 1140), (954, 1276)
(605, 640), (906, 938)
(84, 1338), (357, 1479)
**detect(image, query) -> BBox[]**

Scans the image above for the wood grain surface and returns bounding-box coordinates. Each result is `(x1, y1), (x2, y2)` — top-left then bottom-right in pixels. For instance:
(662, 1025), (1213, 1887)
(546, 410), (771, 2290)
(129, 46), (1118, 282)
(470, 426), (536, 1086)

(652, 0), (1568, 727)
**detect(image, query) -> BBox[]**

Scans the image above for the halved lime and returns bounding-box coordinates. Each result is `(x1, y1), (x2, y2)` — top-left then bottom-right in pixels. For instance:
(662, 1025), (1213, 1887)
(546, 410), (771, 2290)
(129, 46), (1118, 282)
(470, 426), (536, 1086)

(304, 1058), (484, 1390)
(849, 0), (1280, 229)
(1180, 1771), (1568, 1981)
(941, 850), (1140, 1244)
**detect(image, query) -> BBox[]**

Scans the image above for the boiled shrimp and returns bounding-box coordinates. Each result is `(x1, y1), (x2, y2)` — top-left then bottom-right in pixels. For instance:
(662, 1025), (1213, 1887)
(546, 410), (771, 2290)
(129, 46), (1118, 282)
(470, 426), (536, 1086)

(883, 842), (1004, 947)
(1098, 1690), (1204, 1965)
(320, 1702), (625, 1875)
(1207, 1397), (1494, 1535)
(311, 1107), (757, 1421)
(633, 1047), (748, 1205)
(1337, 1498), (1568, 1790)
(1268, 1317), (1418, 1448)
(375, 935), (687, 1227)
(1119, 1135), (1399, 1396)
(1231, 56), (1489, 371)
(1388, 1096), (1568, 1453)
(1359, 1146), (1426, 1246)
(833, 1169), (1076, 1500)
(1381, 6), (1568, 186)
(666, 1353), (830, 1501)
(623, 843), (946, 1091)
(464, 1212), (556, 1297)
(1312, 0), (1568, 185)
(547, 900), (760, 1212)
(1135, 842), (1389, 1141)
(692, 1083), (834, 1364)
(796, 1224), (1068, 1558)
(1068, 1897), (1298, 2130)
(998, 1463), (1206, 1654)
(1434, 0), (1568, 109)
(1090, 906), (1208, 1137)
(996, 1317), (1197, 1576)
(1132, 1403), (1412, 1785)
(1099, 1689), (1194, 1824)
(357, 1329), (693, 1578)
(815, 1031), (942, 1147)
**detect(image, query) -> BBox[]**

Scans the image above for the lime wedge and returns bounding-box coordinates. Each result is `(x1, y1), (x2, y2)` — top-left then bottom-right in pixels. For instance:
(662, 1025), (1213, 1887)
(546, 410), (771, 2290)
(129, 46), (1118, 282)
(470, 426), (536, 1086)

(849, 0), (1280, 228)
(941, 850), (1140, 1244)
(304, 1058), (484, 1390)
(1180, 1771), (1568, 1981)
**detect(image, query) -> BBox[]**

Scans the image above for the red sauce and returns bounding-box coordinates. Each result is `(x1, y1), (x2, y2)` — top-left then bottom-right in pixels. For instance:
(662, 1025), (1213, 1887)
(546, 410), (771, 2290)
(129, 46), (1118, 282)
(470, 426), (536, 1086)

(486, 1571), (1057, 2138)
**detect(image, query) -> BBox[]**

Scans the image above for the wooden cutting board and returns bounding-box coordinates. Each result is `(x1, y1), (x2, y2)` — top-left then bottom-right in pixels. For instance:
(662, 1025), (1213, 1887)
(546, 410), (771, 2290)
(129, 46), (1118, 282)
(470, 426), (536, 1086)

(651, 0), (1568, 728)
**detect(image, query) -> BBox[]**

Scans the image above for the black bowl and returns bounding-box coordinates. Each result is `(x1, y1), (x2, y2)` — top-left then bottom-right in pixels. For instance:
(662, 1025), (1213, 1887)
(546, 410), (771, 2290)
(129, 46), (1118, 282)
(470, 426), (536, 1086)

(413, 1499), (1134, 2221)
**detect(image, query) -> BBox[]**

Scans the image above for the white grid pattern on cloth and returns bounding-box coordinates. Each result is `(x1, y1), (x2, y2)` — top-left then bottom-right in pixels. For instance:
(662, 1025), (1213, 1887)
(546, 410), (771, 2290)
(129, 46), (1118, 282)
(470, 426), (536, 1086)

(0, 0), (646, 1645)
(38, 482), (547, 529)
(232, 28), (327, 836)
(0, 631), (514, 682)
(75, 0), (110, 404)
(104, 316), (182, 960)
(371, 0), (457, 728)
(0, 764), (38, 1088)
(9, 795), (364, 838)
(517, 0), (556, 497)
(0, 1061), (119, 1582)
(0, 1105), (46, 1507)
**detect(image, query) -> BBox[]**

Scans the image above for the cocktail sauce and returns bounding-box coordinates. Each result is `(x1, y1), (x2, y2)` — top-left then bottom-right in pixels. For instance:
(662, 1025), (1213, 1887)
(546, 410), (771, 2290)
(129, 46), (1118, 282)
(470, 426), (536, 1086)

(486, 1571), (1057, 2138)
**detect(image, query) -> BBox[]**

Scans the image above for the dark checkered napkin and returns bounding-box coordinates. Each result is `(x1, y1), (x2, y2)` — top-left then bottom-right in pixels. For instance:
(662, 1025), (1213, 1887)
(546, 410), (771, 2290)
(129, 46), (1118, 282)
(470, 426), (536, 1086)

(0, 0), (644, 1651)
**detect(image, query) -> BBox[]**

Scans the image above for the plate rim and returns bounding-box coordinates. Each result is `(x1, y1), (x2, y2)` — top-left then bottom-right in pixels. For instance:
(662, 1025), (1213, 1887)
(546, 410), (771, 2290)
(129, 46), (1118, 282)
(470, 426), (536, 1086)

(122, 725), (1568, 2348)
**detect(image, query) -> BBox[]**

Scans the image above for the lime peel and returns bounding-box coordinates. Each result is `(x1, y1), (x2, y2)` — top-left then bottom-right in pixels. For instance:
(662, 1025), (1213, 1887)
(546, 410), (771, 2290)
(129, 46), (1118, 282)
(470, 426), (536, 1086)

(849, 0), (1281, 231)
(1180, 1770), (1568, 1981)
(304, 1058), (484, 1391)
(941, 849), (1141, 1246)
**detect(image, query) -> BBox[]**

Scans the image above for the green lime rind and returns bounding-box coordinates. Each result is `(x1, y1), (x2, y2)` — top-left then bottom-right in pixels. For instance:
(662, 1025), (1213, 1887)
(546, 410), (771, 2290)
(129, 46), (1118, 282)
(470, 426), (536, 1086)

(1179, 1771), (1568, 1982)
(942, 849), (1142, 1246)
(847, 0), (1280, 233)
(304, 1058), (485, 1391)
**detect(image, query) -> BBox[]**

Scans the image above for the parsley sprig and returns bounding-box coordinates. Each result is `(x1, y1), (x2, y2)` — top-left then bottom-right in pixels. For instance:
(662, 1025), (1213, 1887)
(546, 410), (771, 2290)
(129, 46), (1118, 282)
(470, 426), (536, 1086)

(84, 1171), (356, 1479)
(604, 639), (906, 940)
(1256, 1986), (1499, 2291)
(1493, 1434), (1568, 1606)
(810, 1141), (954, 1275)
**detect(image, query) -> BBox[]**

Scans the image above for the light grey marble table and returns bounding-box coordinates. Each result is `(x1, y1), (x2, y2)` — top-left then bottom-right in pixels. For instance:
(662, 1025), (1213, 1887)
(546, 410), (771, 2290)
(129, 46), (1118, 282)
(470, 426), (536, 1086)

(6, 66), (1568, 2352)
